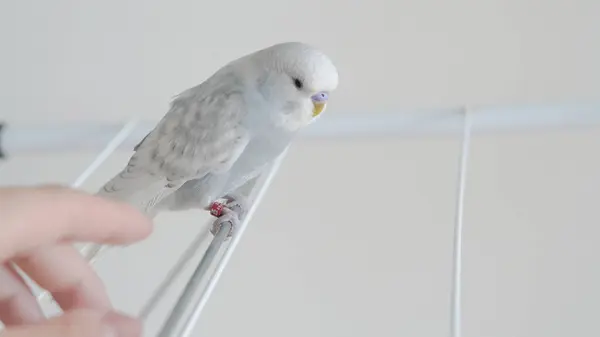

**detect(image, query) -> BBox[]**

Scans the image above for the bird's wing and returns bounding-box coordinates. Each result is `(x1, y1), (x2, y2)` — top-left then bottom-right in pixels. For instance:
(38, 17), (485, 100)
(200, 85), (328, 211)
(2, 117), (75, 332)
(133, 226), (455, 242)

(97, 83), (250, 215)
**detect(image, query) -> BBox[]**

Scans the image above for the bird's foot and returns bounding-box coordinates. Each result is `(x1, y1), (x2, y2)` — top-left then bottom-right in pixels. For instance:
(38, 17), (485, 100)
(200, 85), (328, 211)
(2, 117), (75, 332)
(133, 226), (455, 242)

(223, 192), (249, 219)
(208, 193), (249, 238)
(209, 193), (249, 219)
(209, 210), (239, 238)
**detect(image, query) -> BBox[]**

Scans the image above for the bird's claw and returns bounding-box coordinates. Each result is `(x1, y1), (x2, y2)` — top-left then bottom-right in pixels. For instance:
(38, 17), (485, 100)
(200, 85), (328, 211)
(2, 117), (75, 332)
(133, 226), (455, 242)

(210, 211), (239, 238)
(209, 193), (248, 239)
(222, 193), (249, 219)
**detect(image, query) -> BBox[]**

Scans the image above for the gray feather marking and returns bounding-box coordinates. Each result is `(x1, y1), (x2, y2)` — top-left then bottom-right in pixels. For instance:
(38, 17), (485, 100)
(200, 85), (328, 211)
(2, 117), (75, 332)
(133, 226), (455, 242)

(133, 133), (150, 151)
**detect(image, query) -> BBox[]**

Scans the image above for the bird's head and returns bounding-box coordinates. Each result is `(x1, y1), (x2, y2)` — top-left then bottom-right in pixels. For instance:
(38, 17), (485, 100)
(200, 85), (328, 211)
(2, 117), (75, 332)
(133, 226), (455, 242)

(249, 42), (339, 128)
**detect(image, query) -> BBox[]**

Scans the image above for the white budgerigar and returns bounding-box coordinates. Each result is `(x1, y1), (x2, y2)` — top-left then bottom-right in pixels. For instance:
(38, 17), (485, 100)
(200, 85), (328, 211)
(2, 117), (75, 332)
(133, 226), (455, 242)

(83, 42), (339, 262)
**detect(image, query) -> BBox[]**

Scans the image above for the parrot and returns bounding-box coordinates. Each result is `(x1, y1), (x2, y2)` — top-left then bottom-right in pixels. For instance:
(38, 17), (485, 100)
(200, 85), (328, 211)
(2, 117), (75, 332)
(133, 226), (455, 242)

(81, 41), (339, 263)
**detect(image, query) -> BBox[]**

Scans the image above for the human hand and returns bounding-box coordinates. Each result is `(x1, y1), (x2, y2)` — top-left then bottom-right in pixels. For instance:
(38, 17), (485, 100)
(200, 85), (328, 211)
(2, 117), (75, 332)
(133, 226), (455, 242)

(0, 185), (153, 337)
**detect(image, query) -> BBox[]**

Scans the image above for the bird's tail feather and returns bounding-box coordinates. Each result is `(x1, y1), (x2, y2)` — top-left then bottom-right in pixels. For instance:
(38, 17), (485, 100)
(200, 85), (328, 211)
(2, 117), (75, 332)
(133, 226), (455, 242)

(81, 168), (170, 265)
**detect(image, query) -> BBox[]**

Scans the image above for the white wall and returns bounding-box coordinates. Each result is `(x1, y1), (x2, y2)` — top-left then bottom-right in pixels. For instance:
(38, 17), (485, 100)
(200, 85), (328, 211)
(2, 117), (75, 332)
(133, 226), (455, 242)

(1, 0), (600, 125)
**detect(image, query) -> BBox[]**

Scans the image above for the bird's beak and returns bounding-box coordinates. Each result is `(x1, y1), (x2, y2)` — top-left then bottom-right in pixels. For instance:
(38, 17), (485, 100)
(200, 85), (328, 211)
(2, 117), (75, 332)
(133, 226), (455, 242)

(312, 102), (326, 117)
(311, 92), (329, 118)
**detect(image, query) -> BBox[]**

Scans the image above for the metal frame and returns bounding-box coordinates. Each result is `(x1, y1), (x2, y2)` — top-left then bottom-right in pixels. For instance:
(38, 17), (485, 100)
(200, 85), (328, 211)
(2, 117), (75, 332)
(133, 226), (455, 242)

(21, 116), (288, 336)
(2, 103), (599, 337)
(3, 112), (288, 335)
(449, 109), (472, 337)
(2, 103), (600, 157)
(154, 152), (287, 337)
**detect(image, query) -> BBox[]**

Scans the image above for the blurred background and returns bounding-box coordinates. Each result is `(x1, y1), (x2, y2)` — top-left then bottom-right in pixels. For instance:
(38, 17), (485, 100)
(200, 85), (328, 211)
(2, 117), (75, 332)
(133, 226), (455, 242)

(1, 1), (599, 336)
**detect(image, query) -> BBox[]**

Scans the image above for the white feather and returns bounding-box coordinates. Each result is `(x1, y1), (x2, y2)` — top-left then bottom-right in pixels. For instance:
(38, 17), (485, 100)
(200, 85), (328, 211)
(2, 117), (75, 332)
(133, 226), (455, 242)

(87, 42), (339, 262)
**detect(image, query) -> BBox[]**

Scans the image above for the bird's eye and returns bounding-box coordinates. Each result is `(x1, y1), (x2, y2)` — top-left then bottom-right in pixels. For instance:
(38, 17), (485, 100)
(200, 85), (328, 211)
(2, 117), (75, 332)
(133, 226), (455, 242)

(293, 78), (303, 90)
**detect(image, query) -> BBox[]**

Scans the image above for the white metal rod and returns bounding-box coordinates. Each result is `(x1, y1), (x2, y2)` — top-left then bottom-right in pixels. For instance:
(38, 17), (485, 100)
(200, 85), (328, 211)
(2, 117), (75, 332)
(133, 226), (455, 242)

(138, 227), (210, 321)
(71, 118), (140, 188)
(156, 222), (230, 337)
(449, 109), (473, 337)
(138, 179), (260, 322)
(0, 121), (151, 156)
(181, 152), (286, 337)
(2, 103), (600, 155)
(72, 117), (140, 263)
(156, 149), (288, 337)
(33, 118), (139, 305)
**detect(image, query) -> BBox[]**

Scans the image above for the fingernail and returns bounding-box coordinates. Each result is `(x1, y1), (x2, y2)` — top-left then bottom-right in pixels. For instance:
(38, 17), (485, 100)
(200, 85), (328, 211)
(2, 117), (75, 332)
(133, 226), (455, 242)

(102, 311), (143, 337)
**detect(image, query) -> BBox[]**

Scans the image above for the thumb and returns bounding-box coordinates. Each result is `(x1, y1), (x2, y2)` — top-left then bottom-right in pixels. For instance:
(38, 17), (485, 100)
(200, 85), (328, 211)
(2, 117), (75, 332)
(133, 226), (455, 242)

(0, 309), (142, 337)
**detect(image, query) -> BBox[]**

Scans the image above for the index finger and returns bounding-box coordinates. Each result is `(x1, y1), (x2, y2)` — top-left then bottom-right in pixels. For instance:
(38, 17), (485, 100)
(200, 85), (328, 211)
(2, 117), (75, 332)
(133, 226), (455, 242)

(0, 185), (153, 261)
